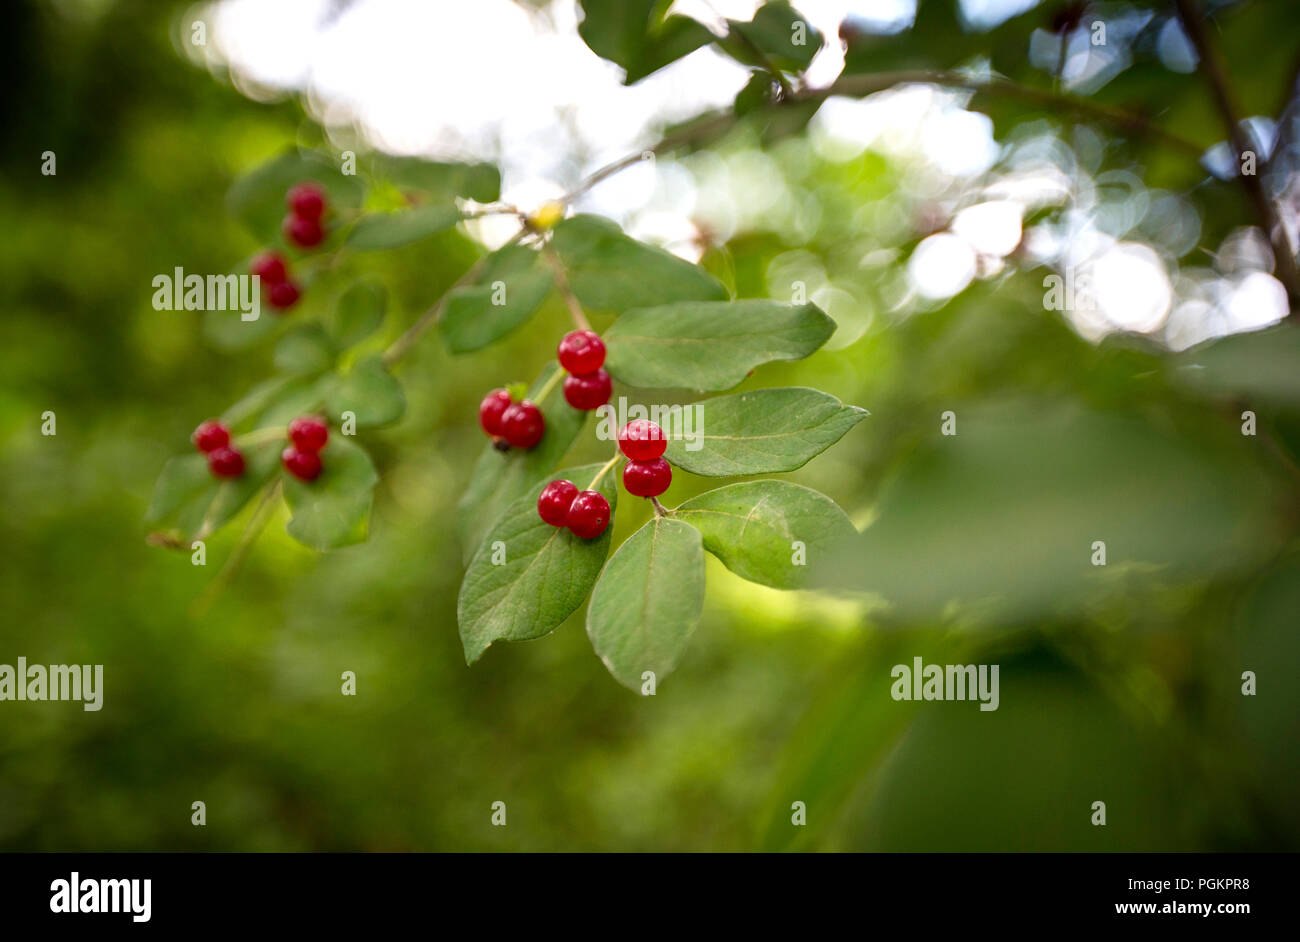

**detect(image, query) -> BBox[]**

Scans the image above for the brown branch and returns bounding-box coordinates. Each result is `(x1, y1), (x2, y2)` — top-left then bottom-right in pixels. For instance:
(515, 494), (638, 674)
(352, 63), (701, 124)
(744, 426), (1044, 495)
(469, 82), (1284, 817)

(1175, 0), (1300, 313)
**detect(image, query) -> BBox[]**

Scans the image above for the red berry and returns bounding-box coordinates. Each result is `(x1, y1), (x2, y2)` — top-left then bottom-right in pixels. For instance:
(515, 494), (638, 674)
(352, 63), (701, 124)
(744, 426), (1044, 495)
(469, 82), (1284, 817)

(286, 182), (327, 220)
(557, 329), (606, 374)
(282, 446), (323, 482)
(563, 369), (612, 411)
(283, 214), (325, 248)
(207, 446), (245, 478)
(192, 419), (230, 453)
(501, 400), (545, 449)
(566, 490), (611, 539)
(288, 415), (329, 453)
(623, 457), (672, 498)
(537, 479), (579, 527)
(250, 251), (287, 285)
(268, 280), (301, 310)
(618, 419), (667, 461)
(479, 388), (513, 437)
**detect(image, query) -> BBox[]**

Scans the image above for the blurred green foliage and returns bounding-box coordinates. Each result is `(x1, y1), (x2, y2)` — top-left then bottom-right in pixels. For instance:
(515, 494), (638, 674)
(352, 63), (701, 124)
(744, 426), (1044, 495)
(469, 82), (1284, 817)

(1, 0), (1297, 851)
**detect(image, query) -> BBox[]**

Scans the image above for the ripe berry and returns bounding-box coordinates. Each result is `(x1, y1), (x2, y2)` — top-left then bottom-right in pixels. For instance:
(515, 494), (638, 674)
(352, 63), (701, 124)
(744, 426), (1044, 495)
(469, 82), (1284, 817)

(479, 388), (513, 437)
(557, 329), (606, 375)
(283, 213), (325, 248)
(249, 251), (287, 285)
(563, 368), (612, 411)
(207, 446), (245, 478)
(501, 400), (545, 449)
(286, 182), (327, 220)
(623, 457), (671, 498)
(618, 419), (666, 461)
(566, 490), (611, 539)
(282, 446), (323, 482)
(268, 280), (301, 310)
(288, 416), (329, 453)
(192, 419), (230, 453)
(537, 479), (579, 526)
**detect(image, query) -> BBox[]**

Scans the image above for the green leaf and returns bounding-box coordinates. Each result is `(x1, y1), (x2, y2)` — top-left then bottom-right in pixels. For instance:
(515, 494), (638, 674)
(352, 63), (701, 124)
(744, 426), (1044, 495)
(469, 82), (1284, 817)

(604, 299), (835, 390)
(346, 204), (460, 251)
(147, 439), (280, 542)
(282, 436), (379, 551)
(329, 278), (386, 349)
(456, 363), (587, 563)
(372, 156), (501, 203)
(458, 463), (620, 663)
(274, 324), (336, 376)
(577, 0), (715, 84)
(674, 480), (854, 588)
(721, 2), (824, 72)
(258, 373), (339, 429)
(327, 355), (405, 428)
(440, 244), (553, 353)
(226, 149), (363, 237)
(586, 516), (705, 690)
(1176, 325), (1300, 405)
(664, 387), (867, 476)
(551, 215), (727, 313)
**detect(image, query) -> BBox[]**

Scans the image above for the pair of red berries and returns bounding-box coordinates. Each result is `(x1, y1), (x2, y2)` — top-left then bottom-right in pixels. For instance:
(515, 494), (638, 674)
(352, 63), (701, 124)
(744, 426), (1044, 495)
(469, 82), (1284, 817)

(557, 330), (612, 411)
(283, 181), (328, 249)
(533, 420), (672, 537)
(618, 419), (671, 497)
(479, 390), (544, 450)
(281, 416), (329, 481)
(537, 481), (611, 539)
(249, 250), (301, 311)
(193, 419), (245, 478)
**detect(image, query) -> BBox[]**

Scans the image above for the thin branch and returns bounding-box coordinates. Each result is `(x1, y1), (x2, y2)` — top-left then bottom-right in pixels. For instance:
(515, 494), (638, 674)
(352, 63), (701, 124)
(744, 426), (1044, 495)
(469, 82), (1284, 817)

(543, 242), (592, 331)
(190, 479), (283, 618)
(650, 496), (669, 517)
(381, 228), (528, 366)
(1175, 0), (1300, 312)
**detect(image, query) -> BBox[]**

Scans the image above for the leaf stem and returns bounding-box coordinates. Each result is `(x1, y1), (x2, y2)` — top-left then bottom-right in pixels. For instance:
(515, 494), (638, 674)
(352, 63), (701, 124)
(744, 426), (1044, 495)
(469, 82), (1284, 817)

(586, 453), (622, 490)
(190, 479), (283, 618)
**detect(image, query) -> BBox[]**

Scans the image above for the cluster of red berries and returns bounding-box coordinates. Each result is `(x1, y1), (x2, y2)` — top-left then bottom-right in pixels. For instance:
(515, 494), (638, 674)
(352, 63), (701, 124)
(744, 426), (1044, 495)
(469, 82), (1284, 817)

(534, 420), (671, 539)
(193, 419), (244, 478)
(479, 389), (544, 451)
(250, 250), (300, 311)
(558, 330), (612, 411)
(283, 181), (328, 249)
(282, 416), (329, 482)
(618, 419), (671, 497)
(248, 183), (329, 313)
(537, 481), (611, 539)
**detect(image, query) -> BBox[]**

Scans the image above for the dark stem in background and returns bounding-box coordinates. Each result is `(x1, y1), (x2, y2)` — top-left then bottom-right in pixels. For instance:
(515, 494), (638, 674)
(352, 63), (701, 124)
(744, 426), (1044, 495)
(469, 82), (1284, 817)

(1175, 0), (1300, 313)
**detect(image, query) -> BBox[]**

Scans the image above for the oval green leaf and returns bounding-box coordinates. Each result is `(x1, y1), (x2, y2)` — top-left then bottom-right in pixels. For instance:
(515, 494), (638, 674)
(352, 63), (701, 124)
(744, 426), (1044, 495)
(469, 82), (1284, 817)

(440, 244), (553, 353)
(327, 355), (405, 428)
(674, 480), (855, 589)
(586, 516), (705, 690)
(346, 204), (460, 251)
(458, 463), (620, 664)
(551, 215), (727, 313)
(282, 436), (379, 551)
(664, 387), (867, 476)
(604, 300), (835, 391)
